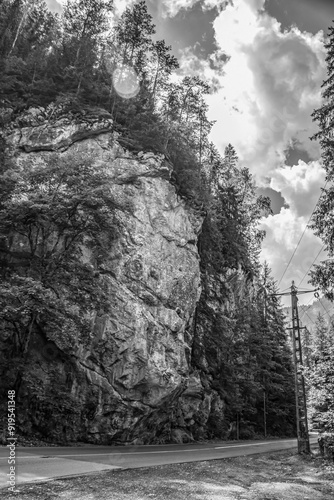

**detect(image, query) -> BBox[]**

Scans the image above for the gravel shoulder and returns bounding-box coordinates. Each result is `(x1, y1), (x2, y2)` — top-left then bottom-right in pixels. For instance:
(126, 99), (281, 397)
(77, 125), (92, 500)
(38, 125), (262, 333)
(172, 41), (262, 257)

(1, 449), (334, 499)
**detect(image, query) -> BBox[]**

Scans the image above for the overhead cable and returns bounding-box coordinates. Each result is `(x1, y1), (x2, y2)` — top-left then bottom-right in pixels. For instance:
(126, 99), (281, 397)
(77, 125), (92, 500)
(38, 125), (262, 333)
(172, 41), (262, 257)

(299, 295), (317, 324)
(278, 181), (328, 286)
(298, 245), (325, 288)
(319, 297), (333, 319)
(299, 304), (315, 325)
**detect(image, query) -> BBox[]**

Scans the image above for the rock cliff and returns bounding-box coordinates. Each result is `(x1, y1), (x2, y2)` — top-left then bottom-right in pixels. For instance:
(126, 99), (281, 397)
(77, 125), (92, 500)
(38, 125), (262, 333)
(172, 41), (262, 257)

(2, 107), (218, 444)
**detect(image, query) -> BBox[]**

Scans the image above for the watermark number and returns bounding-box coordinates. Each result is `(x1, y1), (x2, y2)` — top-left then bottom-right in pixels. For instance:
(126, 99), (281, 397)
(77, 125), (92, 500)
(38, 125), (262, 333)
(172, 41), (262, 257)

(7, 390), (16, 492)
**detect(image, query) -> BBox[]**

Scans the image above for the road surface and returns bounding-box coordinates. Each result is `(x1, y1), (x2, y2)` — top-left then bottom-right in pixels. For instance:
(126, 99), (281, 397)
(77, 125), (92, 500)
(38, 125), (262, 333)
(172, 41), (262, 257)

(0, 437), (318, 488)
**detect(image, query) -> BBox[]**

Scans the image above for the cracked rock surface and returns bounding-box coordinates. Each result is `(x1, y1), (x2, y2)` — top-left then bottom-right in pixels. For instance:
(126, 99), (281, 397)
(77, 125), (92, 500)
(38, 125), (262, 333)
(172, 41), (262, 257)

(2, 108), (208, 444)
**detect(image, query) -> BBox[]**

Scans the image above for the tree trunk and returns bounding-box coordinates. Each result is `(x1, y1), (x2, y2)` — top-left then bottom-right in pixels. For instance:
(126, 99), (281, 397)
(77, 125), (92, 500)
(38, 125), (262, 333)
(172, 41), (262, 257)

(8, 1), (29, 57)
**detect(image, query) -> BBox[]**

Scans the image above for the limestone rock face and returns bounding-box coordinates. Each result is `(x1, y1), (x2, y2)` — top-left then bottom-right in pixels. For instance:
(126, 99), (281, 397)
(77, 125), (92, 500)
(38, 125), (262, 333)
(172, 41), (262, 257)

(2, 109), (210, 444)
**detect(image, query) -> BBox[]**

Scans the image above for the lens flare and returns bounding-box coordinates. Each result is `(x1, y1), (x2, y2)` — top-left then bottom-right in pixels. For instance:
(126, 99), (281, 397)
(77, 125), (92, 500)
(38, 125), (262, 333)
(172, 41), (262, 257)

(112, 64), (140, 99)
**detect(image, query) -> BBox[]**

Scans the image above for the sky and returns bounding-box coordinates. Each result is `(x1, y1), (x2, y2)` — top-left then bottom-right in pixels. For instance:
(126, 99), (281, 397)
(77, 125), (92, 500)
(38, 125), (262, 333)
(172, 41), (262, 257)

(46, 0), (334, 308)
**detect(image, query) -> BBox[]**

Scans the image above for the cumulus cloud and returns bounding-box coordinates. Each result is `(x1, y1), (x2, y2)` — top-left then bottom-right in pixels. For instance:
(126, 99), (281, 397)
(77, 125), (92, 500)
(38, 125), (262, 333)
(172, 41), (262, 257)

(160, 0), (198, 17)
(206, 0), (326, 180)
(260, 160), (326, 304)
(270, 160), (326, 217)
(112, 0), (137, 18)
(176, 46), (225, 90)
(170, 0), (325, 180)
(159, 0), (227, 18)
(260, 211), (325, 306)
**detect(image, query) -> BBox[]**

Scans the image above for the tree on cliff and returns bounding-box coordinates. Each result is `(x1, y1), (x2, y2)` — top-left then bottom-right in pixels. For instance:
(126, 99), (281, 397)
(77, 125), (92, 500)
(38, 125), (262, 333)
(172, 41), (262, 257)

(200, 144), (271, 275)
(150, 40), (179, 104)
(61, 0), (114, 95)
(0, 152), (119, 393)
(112, 0), (155, 74)
(0, 0), (59, 110)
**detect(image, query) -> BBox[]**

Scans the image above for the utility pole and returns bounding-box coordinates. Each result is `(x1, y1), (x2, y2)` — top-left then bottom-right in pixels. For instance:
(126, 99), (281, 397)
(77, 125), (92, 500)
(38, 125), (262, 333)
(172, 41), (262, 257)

(263, 388), (267, 438)
(290, 281), (310, 454)
(273, 281), (318, 454)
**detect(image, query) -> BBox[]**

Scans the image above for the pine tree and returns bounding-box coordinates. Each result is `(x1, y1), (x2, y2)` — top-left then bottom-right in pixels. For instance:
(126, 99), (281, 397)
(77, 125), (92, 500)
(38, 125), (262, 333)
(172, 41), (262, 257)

(308, 22), (334, 437)
(310, 22), (334, 298)
(113, 0), (155, 74)
(304, 312), (334, 435)
(311, 23), (334, 172)
(150, 40), (179, 104)
(0, 0), (59, 110)
(307, 349), (334, 433)
(312, 313), (329, 361)
(60, 0), (113, 96)
(256, 264), (295, 436)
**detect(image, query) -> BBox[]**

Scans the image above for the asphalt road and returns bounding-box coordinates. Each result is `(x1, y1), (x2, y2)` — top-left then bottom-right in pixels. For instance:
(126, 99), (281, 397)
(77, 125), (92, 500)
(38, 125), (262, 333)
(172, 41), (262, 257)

(0, 437), (318, 488)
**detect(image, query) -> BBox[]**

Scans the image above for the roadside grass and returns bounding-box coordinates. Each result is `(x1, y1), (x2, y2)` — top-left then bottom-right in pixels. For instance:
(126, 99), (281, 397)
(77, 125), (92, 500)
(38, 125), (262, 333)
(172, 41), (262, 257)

(1, 449), (334, 500)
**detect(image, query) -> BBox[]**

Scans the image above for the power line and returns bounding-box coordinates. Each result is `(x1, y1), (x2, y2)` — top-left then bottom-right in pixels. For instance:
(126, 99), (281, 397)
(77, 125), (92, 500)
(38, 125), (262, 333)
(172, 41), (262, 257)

(278, 226), (310, 286)
(305, 294), (316, 307)
(319, 297), (333, 319)
(298, 245), (325, 288)
(299, 295), (317, 324)
(299, 304), (315, 325)
(325, 306), (334, 319)
(278, 182), (328, 286)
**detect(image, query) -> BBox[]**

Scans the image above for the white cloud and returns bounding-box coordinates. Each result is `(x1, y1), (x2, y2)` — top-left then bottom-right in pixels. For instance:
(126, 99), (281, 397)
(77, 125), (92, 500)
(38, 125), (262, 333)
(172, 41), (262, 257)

(159, 0), (228, 18)
(260, 160), (326, 304)
(160, 0), (198, 17)
(206, 0), (326, 181)
(175, 0), (329, 298)
(270, 160), (325, 217)
(260, 212), (325, 306)
(176, 46), (225, 90)
(113, 0), (137, 18)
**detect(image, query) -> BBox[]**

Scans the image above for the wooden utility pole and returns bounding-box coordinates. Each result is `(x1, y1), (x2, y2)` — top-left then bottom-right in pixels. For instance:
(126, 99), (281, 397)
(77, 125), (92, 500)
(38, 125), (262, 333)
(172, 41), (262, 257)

(263, 389), (267, 438)
(290, 281), (310, 453)
(272, 281), (318, 453)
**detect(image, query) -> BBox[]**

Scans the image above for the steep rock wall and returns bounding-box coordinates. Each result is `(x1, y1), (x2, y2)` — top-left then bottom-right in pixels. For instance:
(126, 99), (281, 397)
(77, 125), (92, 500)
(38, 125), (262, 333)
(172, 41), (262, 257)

(1, 107), (215, 444)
